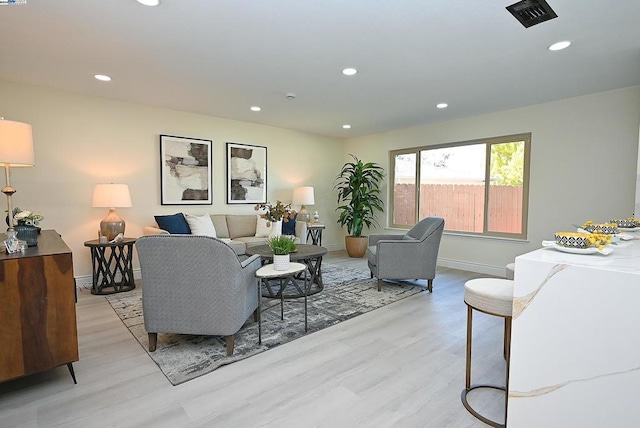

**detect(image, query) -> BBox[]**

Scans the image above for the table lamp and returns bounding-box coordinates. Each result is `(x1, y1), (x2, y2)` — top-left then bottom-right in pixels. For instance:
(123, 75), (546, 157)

(292, 186), (314, 223)
(92, 183), (132, 240)
(0, 119), (35, 232)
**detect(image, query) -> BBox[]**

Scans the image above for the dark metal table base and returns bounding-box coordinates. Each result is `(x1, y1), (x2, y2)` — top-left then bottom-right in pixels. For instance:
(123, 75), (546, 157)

(246, 244), (327, 299)
(85, 239), (136, 295)
(260, 256), (323, 298)
(256, 264), (309, 344)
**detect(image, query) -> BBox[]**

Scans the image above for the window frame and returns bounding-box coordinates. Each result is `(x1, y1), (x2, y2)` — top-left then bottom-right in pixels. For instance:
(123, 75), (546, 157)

(389, 133), (531, 239)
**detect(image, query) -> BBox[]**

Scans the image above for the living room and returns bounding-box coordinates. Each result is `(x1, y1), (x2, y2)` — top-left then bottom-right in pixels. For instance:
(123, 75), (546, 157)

(1, 1), (640, 427)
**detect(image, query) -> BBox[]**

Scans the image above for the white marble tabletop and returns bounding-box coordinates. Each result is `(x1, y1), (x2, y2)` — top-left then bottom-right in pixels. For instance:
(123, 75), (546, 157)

(255, 262), (306, 278)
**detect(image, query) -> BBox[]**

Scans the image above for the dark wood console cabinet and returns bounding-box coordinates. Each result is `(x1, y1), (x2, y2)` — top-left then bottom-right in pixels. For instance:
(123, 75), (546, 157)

(0, 230), (78, 383)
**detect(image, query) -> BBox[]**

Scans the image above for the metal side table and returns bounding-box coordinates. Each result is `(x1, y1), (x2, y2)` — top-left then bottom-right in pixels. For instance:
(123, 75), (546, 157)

(84, 238), (136, 295)
(255, 262), (308, 344)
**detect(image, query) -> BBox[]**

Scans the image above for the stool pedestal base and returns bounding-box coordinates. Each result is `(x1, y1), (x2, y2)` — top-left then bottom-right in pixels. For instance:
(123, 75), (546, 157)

(461, 384), (507, 428)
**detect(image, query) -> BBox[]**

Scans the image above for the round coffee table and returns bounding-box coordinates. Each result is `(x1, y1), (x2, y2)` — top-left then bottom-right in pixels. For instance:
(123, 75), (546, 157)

(246, 243), (328, 298)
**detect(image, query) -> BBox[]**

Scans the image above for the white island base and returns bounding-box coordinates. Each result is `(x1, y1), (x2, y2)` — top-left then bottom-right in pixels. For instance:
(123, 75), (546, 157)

(508, 238), (640, 426)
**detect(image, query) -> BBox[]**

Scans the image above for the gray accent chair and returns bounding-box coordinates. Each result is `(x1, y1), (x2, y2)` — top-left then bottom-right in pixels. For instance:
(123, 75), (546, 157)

(367, 216), (445, 292)
(136, 234), (261, 356)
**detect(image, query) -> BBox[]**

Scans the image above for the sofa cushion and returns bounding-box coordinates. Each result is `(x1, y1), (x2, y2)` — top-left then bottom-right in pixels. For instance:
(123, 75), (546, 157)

(154, 213), (191, 234)
(225, 239), (246, 255)
(227, 215), (258, 239)
(235, 236), (269, 249)
(282, 213), (297, 236)
(210, 214), (230, 238)
(184, 213), (217, 237)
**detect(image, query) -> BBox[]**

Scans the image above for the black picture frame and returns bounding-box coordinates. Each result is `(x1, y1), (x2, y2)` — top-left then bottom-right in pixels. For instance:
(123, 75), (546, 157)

(160, 134), (213, 205)
(226, 142), (267, 204)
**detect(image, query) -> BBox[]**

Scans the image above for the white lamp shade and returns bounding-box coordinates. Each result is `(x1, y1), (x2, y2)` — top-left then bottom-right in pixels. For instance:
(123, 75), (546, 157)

(0, 120), (35, 166)
(292, 186), (315, 206)
(92, 183), (132, 208)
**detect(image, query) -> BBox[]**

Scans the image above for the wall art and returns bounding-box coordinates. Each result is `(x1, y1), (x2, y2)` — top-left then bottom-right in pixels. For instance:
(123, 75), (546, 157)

(160, 135), (213, 205)
(226, 142), (267, 204)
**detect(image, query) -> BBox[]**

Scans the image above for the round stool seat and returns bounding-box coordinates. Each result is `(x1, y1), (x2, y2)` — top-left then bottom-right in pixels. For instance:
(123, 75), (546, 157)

(464, 278), (513, 317)
(506, 263), (515, 280)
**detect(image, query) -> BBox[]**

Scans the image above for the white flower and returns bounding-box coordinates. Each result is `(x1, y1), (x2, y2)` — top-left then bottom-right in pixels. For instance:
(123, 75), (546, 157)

(14, 210), (32, 220)
(9, 208), (44, 226)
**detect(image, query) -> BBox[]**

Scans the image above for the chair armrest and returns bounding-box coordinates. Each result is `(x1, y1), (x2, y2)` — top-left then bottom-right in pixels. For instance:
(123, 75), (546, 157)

(143, 226), (169, 235)
(241, 254), (261, 269)
(369, 234), (403, 246)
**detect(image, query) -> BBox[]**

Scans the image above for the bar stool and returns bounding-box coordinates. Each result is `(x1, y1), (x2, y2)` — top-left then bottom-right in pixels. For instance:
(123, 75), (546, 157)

(461, 278), (514, 428)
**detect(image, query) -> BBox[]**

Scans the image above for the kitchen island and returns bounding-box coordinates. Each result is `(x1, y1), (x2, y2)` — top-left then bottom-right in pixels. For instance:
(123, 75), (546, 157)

(508, 236), (640, 426)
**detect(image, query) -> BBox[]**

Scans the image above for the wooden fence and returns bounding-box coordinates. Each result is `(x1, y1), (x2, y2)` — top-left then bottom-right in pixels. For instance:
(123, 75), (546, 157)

(393, 184), (523, 233)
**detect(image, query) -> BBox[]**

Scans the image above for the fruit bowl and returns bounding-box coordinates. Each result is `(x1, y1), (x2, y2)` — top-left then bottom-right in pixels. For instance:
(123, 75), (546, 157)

(610, 218), (638, 228)
(555, 232), (590, 248)
(581, 222), (618, 235)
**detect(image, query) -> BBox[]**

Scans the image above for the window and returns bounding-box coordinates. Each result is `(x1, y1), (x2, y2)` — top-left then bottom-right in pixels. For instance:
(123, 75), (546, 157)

(390, 133), (530, 239)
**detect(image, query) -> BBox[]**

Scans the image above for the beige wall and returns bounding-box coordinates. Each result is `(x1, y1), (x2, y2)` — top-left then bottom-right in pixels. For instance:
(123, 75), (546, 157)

(3, 79), (639, 281)
(344, 86), (640, 275)
(0, 80), (345, 282)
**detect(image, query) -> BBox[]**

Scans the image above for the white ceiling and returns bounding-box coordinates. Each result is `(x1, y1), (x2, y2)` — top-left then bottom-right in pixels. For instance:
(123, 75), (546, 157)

(1, 0), (639, 138)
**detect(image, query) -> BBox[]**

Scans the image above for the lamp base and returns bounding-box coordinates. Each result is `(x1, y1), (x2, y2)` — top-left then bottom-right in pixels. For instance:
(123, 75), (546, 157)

(298, 206), (311, 223)
(100, 208), (125, 241)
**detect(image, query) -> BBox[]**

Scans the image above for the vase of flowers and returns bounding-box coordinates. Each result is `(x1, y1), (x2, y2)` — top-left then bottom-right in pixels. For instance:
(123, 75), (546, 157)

(9, 207), (44, 247)
(255, 200), (296, 237)
(266, 235), (297, 271)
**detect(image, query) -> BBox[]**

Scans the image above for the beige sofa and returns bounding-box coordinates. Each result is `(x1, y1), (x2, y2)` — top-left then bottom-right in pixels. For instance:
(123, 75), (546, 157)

(143, 214), (307, 256)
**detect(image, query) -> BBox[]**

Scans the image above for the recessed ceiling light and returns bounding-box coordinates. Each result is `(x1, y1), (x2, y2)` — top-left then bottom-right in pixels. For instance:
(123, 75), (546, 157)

(548, 41), (571, 51)
(436, 103), (448, 109)
(342, 68), (358, 76)
(136, 0), (160, 6)
(250, 106), (261, 112)
(342, 124), (351, 129)
(94, 74), (111, 82)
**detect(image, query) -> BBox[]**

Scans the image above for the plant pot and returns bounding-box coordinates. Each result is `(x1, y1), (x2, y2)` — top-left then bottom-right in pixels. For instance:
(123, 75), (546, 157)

(273, 254), (290, 271)
(345, 236), (368, 258)
(14, 224), (38, 247)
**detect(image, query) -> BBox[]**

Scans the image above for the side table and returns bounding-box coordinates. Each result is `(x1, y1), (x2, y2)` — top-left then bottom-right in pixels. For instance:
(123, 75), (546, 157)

(255, 262), (307, 344)
(306, 223), (325, 246)
(84, 238), (137, 295)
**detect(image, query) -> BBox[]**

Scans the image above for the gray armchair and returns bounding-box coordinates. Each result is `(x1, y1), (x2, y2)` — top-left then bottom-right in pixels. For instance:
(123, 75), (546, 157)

(136, 234), (261, 356)
(367, 216), (445, 292)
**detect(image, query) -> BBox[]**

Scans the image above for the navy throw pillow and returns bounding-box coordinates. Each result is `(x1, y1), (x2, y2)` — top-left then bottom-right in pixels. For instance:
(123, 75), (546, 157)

(154, 213), (191, 234)
(282, 213), (297, 236)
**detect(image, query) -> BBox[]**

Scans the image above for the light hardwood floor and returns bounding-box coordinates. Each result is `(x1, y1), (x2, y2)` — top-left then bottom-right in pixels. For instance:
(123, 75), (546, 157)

(0, 251), (507, 428)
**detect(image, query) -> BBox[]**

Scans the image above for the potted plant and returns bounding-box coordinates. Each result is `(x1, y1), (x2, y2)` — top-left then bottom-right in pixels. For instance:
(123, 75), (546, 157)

(334, 154), (385, 257)
(254, 200), (296, 236)
(266, 235), (297, 270)
(8, 207), (44, 247)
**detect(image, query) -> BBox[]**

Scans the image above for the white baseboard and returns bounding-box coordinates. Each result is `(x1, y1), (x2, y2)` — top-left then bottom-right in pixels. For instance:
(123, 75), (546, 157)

(437, 257), (506, 278)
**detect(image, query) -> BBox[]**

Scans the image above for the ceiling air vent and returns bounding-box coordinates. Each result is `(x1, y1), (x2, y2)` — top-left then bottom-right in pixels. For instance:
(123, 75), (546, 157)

(506, 0), (558, 28)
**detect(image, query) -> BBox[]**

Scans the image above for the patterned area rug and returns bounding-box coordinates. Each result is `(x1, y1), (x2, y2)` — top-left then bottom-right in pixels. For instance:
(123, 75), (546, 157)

(106, 264), (423, 385)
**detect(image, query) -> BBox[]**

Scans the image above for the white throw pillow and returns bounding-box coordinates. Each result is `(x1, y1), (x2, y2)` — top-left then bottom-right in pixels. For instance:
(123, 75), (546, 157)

(255, 215), (270, 238)
(184, 214), (217, 237)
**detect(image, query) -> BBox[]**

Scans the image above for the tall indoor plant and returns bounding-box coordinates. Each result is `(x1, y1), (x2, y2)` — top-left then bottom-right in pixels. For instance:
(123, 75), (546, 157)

(335, 154), (384, 257)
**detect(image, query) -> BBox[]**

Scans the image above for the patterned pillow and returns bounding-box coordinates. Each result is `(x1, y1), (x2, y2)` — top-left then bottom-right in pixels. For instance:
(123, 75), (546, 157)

(154, 213), (191, 234)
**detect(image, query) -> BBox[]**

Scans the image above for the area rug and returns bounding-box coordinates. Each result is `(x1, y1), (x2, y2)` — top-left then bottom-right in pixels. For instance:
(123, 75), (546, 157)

(106, 264), (423, 385)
